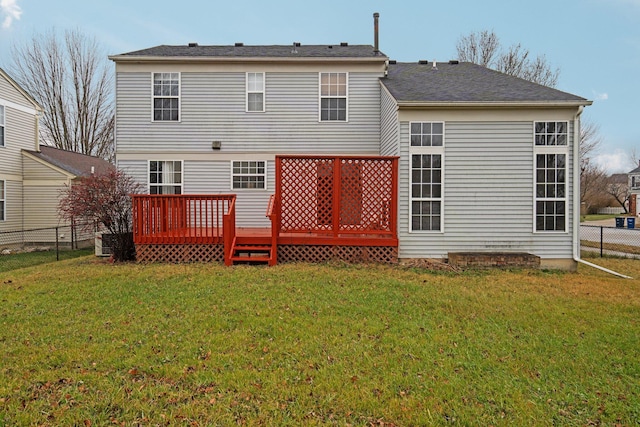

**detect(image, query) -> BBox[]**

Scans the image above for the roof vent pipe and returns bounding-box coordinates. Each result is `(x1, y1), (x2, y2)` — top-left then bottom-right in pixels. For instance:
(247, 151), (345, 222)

(373, 12), (380, 55)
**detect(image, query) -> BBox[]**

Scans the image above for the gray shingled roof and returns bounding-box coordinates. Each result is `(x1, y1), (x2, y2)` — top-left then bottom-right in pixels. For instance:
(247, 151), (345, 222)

(113, 44), (387, 59)
(25, 145), (113, 178)
(382, 62), (590, 104)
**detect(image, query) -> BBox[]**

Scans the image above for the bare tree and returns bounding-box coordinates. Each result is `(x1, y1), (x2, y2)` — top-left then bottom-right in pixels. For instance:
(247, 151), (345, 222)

(59, 169), (142, 261)
(10, 29), (114, 161)
(607, 177), (630, 214)
(580, 162), (609, 213)
(580, 119), (603, 165)
(456, 30), (560, 87)
(456, 30), (499, 67)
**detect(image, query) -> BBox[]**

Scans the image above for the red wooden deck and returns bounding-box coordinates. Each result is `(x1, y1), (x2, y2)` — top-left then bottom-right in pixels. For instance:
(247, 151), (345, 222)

(132, 155), (399, 265)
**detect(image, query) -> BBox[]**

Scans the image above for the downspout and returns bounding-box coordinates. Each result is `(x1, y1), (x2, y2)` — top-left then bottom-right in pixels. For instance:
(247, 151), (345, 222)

(572, 106), (632, 279)
(35, 109), (42, 151)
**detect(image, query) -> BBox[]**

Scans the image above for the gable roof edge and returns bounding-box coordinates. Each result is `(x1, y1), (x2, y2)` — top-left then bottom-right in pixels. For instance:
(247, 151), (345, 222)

(0, 68), (43, 112)
(21, 150), (77, 179)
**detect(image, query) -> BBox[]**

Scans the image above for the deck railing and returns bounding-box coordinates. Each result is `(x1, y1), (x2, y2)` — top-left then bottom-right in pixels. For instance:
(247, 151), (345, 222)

(132, 194), (236, 245)
(275, 155), (398, 240)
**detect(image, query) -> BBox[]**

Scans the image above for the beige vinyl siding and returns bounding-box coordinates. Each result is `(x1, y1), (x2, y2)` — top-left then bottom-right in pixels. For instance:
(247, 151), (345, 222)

(115, 71), (382, 155)
(22, 185), (67, 230)
(398, 120), (575, 260)
(0, 76), (34, 108)
(379, 86), (399, 156)
(22, 156), (70, 181)
(22, 156), (70, 231)
(0, 180), (23, 234)
(0, 107), (37, 175)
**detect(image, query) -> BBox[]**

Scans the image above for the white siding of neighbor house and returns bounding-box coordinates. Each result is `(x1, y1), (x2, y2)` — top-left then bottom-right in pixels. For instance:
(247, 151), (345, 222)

(379, 85), (399, 156)
(115, 71), (382, 155)
(21, 156), (70, 230)
(397, 119), (575, 260)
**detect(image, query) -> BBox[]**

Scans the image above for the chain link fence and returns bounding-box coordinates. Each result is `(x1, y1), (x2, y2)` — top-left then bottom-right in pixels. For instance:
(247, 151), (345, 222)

(581, 224), (640, 258)
(0, 222), (96, 273)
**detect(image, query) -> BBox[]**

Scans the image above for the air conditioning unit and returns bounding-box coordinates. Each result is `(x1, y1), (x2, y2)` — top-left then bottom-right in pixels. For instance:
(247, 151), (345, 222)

(95, 232), (115, 257)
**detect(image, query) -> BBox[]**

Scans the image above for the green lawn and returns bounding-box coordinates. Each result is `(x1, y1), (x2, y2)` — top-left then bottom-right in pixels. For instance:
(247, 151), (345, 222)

(0, 257), (639, 425)
(0, 248), (94, 273)
(580, 214), (620, 222)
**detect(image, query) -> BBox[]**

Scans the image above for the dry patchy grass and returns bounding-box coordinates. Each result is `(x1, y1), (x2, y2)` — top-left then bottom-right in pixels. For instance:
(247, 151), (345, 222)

(0, 256), (639, 425)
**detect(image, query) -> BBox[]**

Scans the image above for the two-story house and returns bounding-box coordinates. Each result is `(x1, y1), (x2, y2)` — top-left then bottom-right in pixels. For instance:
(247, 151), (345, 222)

(110, 28), (591, 269)
(0, 68), (42, 235)
(0, 68), (112, 247)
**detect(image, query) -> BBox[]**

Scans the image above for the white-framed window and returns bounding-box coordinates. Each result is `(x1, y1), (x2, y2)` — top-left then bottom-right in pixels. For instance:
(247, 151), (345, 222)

(0, 180), (5, 221)
(319, 72), (347, 121)
(232, 161), (266, 189)
(0, 105), (5, 147)
(149, 160), (182, 194)
(409, 122), (444, 232)
(246, 72), (265, 112)
(152, 72), (180, 121)
(534, 121), (568, 232)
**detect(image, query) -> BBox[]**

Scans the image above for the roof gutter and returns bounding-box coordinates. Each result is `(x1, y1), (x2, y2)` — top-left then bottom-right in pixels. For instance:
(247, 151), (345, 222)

(571, 106), (631, 279)
(395, 100), (593, 109)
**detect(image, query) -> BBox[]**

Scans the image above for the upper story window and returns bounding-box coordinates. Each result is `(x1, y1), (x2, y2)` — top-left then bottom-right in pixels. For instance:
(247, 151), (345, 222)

(152, 73), (180, 121)
(534, 121), (568, 232)
(409, 122), (444, 232)
(0, 105), (5, 147)
(631, 175), (640, 190)
(246, 73), (265, 112)
(0, 180), (5, 221)
(149, 160), (182, 194)
(232, 161), (266, 189)
(535, 121), (567, 146)
(319, 72), (347, 121)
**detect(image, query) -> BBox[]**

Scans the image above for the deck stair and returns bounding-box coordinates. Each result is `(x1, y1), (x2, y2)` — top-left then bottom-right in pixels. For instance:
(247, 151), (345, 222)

(229, 236), (275, 265)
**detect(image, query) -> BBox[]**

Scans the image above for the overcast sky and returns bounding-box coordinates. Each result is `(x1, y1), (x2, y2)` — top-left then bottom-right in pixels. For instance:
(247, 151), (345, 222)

(1, 0), (638, 173)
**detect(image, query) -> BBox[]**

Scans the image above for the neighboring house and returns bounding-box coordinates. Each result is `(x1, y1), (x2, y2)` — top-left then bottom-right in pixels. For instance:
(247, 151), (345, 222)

(21, 145), (113, 231)
(0, 68), (113, 247)
(627, 164), (640, 215)
(0, 68), (42, 235)
(110, 28), (591, 269)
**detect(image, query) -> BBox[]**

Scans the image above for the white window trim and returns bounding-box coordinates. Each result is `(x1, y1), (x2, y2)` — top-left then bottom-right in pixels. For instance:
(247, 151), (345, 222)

(318, 72), (349, 122)
(408, 121), (445, 234)
(230, 160), (268, 191)
(148, 160), (183, 194)
(151, 72), (181, 122)
(0, 104), (5, 148)
(533, 121), (569, 234)
(246, 72), (265, 113)
(0, 180), (5, 221)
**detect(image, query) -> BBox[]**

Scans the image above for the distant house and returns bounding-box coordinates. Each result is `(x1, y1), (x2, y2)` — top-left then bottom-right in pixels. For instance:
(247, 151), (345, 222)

(0, 68), (112, 247)
(628, 163), (640, 215)
(109, 17), (592, 269)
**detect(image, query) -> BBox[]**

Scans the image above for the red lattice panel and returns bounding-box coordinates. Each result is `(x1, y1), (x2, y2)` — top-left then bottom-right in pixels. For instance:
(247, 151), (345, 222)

(278, 245), (397, 264)
(136, 244), (224, 263)
(278, 156), (395, 234)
